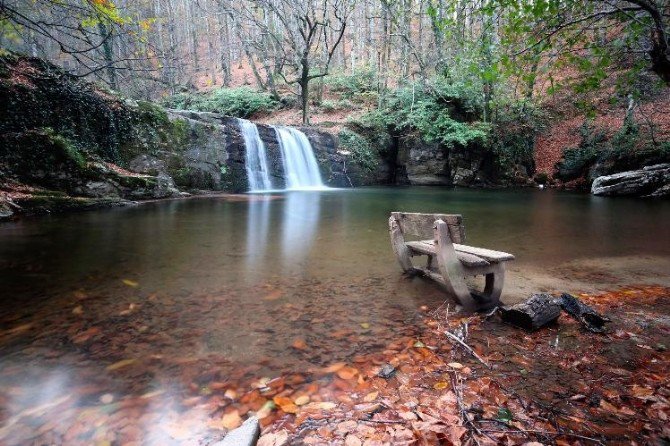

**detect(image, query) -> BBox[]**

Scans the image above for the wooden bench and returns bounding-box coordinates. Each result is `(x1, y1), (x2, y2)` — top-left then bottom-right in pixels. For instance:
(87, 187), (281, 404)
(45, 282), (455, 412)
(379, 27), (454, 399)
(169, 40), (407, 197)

(389, 212), (514, 312)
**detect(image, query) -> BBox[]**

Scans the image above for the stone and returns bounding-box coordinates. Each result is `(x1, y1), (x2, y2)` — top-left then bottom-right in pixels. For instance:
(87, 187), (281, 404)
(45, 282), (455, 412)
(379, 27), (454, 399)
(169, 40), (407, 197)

(0, 198), (15, 220)
(591, 163), (670, 197)
(213, 416), (260, 446)
(377, 363), (396, 379)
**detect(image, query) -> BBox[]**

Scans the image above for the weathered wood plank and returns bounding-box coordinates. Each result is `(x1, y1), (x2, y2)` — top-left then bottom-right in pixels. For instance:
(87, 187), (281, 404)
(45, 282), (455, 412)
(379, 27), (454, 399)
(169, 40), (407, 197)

(390, 212), (465, 243)
(389, 216), (413, 272)
(413, 240), (514, 262)
(453, 244), (514, 262)
(406, 241), (490, 267)
(434, 219), (476, 311)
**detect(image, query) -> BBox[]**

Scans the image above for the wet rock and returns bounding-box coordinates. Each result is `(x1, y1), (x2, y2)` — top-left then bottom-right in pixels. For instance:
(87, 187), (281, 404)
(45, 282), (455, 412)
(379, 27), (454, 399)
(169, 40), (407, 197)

(378, 363), (396, 379)
(128, 154), (167, 176)
(214, 416), (260, 446)
(0, 198), (15, 220)
(591, 163), (670, 197)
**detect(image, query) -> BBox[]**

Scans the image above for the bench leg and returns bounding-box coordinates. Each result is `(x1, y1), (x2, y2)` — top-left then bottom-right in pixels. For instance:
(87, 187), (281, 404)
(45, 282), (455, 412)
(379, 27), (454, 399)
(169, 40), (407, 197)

(434, 220), (478, 312)
(481, 263), (505, 308)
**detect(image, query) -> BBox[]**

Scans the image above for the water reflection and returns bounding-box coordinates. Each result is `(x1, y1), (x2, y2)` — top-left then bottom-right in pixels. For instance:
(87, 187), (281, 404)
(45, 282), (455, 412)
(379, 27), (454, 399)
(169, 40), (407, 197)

(245, 196), (272, 277)
(281, 192), (321, 268)
(244, 192), (322, 279)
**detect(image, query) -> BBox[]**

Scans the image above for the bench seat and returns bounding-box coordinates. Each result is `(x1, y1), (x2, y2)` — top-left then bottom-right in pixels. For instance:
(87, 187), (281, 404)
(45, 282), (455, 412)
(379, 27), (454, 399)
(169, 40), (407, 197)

(406, 239), (514, 265)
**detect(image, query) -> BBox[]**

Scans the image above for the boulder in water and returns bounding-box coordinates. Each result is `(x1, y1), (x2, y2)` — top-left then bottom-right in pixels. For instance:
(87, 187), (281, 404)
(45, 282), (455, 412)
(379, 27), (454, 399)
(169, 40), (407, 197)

(591, 164), (670, 197)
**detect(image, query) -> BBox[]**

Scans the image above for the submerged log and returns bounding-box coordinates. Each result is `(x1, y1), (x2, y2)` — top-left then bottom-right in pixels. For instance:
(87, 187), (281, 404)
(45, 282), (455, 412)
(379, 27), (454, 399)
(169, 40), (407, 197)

(559, 293), (611, 333)
(499, 293), (561, 331)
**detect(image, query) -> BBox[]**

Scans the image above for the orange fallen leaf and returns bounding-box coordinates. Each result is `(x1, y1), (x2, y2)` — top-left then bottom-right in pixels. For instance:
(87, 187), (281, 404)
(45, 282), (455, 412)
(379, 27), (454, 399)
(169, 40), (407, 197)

(433, 382), (449, 390)
(292, 338), (307, 350)
(336, 366), (358, 380)
(264, 290), (283, 301)
(321, 362), (347, 374)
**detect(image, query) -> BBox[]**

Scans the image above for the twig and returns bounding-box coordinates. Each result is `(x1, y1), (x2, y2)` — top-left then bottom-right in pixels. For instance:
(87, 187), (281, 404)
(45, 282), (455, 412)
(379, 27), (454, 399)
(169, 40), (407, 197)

(449, 371), (488, 446)
(479, 429), (605, 445)
(444, 330), (490, 368)
(358, 419), (407, 425)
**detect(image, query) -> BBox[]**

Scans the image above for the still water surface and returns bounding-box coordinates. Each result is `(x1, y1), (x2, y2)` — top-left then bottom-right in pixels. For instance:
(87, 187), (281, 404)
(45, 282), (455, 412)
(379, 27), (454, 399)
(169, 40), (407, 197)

(0, 187), (669, 442)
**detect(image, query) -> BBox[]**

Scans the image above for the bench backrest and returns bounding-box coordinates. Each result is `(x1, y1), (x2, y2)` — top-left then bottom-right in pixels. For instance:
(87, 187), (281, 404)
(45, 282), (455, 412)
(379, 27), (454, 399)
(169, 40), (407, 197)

(390, 212), (465, 243)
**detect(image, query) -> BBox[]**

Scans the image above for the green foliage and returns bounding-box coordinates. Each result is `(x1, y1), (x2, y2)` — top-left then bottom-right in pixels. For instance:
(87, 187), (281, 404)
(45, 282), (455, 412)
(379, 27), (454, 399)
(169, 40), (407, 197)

(558, 121), (606, 178)
(326, 68), (377, 100)
(162, 87), (278, 118)
(534, 172), (550, 184)
(338, 129), (378, 172)
(320, 99), (354, 112)
(368, 78), (489, 149)
(490, 101), (547, 171)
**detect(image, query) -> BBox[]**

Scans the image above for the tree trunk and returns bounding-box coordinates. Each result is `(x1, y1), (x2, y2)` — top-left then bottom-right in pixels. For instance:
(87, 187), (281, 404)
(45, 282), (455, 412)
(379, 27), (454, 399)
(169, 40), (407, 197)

(97, 22), (117, 90)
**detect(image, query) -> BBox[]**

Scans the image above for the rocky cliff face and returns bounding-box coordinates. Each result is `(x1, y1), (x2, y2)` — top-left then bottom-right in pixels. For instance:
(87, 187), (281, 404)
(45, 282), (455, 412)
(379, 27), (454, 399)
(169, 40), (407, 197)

(392, 133), (510, 187)
(591, 164), (670, 197)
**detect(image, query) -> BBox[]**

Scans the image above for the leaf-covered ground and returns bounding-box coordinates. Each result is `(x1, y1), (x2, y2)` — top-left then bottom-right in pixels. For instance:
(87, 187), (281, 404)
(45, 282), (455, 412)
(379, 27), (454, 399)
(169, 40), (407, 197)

(0, 284), (668, 445)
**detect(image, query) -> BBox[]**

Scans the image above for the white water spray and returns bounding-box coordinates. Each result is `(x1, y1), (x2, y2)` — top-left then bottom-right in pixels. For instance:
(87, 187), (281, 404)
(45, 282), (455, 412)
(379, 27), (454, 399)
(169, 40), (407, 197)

(273, 126), (326, 190)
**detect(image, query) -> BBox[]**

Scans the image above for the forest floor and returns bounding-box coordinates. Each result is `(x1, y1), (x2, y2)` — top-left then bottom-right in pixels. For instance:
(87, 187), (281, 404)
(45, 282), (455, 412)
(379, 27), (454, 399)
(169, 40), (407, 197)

(2, 284), (667, 445)
(251, 285), (670, 446)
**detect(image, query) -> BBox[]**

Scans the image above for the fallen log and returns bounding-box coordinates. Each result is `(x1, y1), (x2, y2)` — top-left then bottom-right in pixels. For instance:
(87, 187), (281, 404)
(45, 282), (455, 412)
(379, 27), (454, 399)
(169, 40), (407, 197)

(558, 293), (610, 333)
(499, 293), (561, 331)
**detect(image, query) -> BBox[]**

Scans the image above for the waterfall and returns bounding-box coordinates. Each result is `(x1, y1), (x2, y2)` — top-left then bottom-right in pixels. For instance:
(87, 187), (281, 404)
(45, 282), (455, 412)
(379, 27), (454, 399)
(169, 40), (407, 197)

(238, 118), (272, 192)
(274, 126), (326, 190)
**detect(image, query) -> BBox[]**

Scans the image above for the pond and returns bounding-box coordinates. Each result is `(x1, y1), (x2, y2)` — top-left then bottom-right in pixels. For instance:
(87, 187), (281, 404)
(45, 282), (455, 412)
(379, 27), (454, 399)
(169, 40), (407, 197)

(1, 187), (669, 444)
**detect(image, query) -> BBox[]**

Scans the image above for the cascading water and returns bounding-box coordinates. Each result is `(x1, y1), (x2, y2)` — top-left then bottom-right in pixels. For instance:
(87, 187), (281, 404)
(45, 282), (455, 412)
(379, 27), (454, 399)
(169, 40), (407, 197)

(238, 118), (273, 192)
(273, 126), (326, 190)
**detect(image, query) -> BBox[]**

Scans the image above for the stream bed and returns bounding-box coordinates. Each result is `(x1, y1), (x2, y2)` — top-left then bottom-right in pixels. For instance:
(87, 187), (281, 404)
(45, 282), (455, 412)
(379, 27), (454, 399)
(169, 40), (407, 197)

(1, 187), (669, 444)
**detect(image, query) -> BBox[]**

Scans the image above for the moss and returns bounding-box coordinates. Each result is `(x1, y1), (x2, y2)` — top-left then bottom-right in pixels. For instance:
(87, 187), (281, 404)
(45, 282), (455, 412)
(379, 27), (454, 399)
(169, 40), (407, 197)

(136, 100), (170, 125)
(49, 131), (87, 169)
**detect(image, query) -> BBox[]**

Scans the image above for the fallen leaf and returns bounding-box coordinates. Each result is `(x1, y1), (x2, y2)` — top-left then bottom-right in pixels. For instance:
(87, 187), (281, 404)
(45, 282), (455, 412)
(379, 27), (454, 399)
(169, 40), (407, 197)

(360, 322), (370, 329)
(447, 362), (463, 369)
(273, 395), (298, 413)
(336, 366), (358, 380)
(433, 382), (449, 390)
(413, 340), (426, 348)
(256, 400), (275, 419)
(264, 290), (283, 301)
(321, 362), (347, 374)
(122, 279), (139, 287)
(363, 391), (378, 402)
(294, 395), (310, 405)
(258, 430), (289, 446)
(496, 407), (513, 422)
(99, 393), (114, 404)
(292, 338), (307, 350)
(106, 358), (137, 371)
(221, 410), (242, 429)
(344, 434), (362, 446)
(72, 305), (83, 315)
(304, 401), (337, 410)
